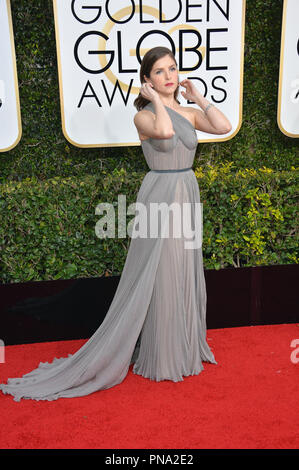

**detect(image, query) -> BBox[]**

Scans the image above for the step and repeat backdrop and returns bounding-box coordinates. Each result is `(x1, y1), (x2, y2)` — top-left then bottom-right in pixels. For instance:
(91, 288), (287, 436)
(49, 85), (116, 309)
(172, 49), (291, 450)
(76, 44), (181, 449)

(0, 0), (298, 152)
(277, 0), (299, 138)
(0, 0), (22, 152)
(52, 0), (245, 146)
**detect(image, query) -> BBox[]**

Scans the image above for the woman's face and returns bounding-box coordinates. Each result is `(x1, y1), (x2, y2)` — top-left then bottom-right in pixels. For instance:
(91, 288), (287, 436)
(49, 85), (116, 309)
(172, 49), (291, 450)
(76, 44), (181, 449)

(144, 54), (179, 96)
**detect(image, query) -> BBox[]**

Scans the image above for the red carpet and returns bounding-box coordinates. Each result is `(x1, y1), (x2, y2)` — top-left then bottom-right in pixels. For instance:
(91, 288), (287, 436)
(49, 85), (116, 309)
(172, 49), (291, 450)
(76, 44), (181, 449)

(0, 323), (298, 449)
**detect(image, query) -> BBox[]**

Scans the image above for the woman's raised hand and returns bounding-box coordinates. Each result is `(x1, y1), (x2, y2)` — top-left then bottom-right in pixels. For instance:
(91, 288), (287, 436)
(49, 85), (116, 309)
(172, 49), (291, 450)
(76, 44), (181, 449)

(180, 79), (200, 103)
(140, 82), (160, 102)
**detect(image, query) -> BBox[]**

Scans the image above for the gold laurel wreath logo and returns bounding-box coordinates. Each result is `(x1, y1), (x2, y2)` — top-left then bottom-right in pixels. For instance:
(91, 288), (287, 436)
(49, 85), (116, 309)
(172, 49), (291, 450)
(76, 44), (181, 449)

(97, 5), (206, 94)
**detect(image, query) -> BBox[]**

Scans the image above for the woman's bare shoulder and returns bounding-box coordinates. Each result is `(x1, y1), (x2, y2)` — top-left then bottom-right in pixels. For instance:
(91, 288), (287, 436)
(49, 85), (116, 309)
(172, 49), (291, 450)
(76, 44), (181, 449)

(174, 105), (197, 126)
(180, 105), (199, 116)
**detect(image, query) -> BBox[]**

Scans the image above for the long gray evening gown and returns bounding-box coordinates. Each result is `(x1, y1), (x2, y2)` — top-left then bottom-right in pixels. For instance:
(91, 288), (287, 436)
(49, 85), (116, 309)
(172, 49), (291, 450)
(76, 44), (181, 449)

(0, 103), (217, 402)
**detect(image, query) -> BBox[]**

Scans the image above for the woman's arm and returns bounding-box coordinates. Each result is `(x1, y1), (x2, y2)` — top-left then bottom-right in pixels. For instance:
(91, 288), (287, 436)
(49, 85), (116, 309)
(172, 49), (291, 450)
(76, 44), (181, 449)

(134, 83), (175, 140)
(180, 79), (232, 135)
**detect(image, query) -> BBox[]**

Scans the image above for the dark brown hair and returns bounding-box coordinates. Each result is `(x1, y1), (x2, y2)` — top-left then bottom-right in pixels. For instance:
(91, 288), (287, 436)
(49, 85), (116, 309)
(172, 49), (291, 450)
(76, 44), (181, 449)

(133, 46), (180, 111)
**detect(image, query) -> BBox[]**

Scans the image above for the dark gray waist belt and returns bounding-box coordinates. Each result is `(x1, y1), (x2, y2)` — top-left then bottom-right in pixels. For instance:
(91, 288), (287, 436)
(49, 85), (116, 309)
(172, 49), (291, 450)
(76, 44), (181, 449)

(151, 167), (192, 173)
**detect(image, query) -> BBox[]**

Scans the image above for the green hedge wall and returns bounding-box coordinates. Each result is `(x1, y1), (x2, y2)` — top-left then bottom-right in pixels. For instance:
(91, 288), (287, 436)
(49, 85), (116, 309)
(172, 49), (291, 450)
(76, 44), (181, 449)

(0, 0), (298, 283)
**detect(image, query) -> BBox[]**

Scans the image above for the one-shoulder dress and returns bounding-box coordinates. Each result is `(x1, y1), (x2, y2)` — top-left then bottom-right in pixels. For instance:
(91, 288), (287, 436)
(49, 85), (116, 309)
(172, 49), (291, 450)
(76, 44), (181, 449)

(0, 102), (217, 402)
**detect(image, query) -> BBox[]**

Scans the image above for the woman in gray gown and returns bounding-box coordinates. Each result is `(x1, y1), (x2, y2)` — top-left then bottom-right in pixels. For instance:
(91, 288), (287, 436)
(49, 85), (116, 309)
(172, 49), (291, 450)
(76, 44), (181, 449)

(0, 47), (231, 402)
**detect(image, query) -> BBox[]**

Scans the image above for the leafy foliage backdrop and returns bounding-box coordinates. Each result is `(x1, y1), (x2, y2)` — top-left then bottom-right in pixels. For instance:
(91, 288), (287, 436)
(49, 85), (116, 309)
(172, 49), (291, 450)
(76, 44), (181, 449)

(0, 0), (298, 283)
